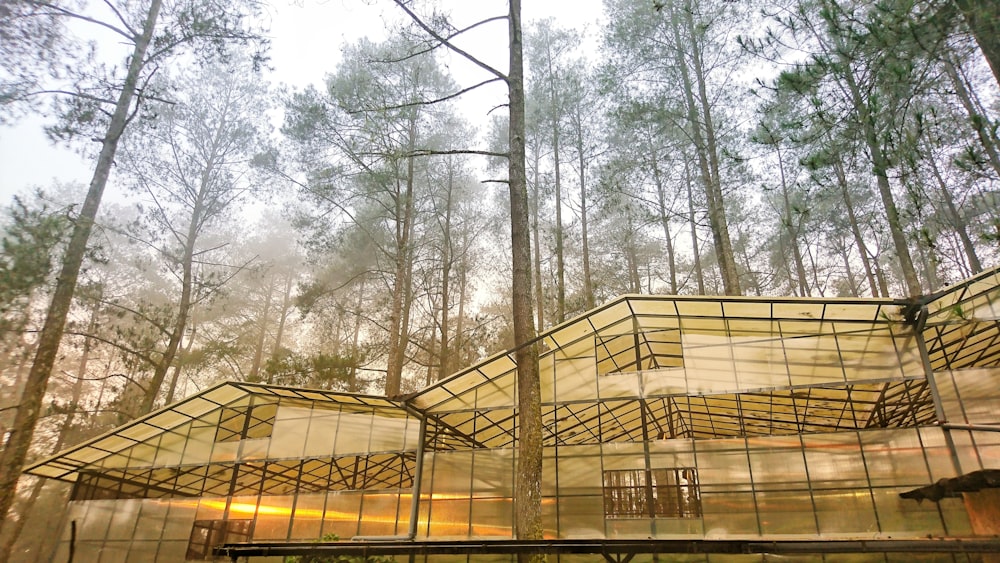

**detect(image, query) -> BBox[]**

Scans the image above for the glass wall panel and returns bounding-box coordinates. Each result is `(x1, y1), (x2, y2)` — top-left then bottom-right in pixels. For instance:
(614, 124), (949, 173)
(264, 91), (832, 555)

(836, 326), (905, 381)
(812, 489), (876, 536)
(323, 492), (362, 538)
(802, 433), (869, 488)
(860, 429), (929, 487)
(555, 355), (599, 402)
(78, 500), (115, 540)
(472, 450), (513, 498)
(731, 335), (787, 390)
(180, 428), (215, 465)
(642, 367), (688, 396)
(746, 438), (808, 489)
(556, 456), (603, 497)
(541, 354), (556, 404)
(754, 489), (817, 535)
(97, 540), (129, 562)
(62, 502), (87, 541)
(542, 494), (558, 537)
(290, 493), (326, 540)
(695, 439), (752, 492)
(701, 492), (758, 536)
(155, 540), (188, 562)
(652, 515), (704, 537)
(163, 500), (198, 540)
(597, 370), (641, 399)
(469, 497), (512, 537)
(71, 542), (103, 563)
(334, 413), (375, 454)
(784, 334), (845, 387)
(918, 428), (960, 480)
(938, 497), (972, 536)
(126, 540), (159, 563)
(132, 500), (169, 541)
(368, 415), (410, 452)
(682, 333), (738, 395)
(871, 487), (945, 535)
(357, 493), (402, 536)
(556, 496), (604, 537)
(970, 429), (1000, 469)
(428, 498), (471, 537)
(241, 437), (270, 460)
(948, 367), (1000, 424)
(210, 440), (240, 462)
(268, 417), (309, 459)
(432, 451), (474, 494)
(253, 494), (295, 540)
(542, 454), (558, 497)
(106, 500), (140, 539)
(605, 518), (652, 538)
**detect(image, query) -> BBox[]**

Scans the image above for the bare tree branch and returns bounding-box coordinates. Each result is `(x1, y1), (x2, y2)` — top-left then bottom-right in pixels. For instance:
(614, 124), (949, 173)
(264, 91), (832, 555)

(352, 77), (505, 113)
(391, 0), (509, 82)
(27, 0), (134, 40)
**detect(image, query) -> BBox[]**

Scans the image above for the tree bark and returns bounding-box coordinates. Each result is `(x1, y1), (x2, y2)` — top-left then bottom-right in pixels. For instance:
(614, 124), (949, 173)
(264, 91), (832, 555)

(437, 158), (455, 380)
(834, 159), (880, 297)
(572, 106), (595, 309)
(670, 0), (740, 295)
(926, 148), (983, 273)
(943, 54), (1000, 179)
(509, 1), (543, 558)
(840, 51), (921, 296)
(544, 41), (566, 324)
(384, 112), (419, 397)
(775, 148), (809, 296)
(649, 144), (678, 295)
(684, 159), (706, 294)
(247, 280), (275, 381)
(954, 0), (1000, 88)
(0, 0), (163, 537)
(530, 144), (545, 331)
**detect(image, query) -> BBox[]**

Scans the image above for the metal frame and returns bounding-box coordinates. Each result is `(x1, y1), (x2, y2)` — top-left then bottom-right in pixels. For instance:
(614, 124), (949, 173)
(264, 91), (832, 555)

(214, 537), (1000, 561)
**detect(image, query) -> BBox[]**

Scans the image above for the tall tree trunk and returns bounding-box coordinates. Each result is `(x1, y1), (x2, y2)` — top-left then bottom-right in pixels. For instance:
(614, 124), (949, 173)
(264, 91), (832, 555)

(926, 149), (983, 274)
(545, 44), (566, 324)
(509, 0), (543, 557)
(685, 160), (706, 294)
(841, 58), (920, 296)
(837, 238), (860, 296)
(164, 321), (196, 404)
(385, 113), (418, 397)
(437, 160), (455, 381)
(944, 54), (1000, 179)
(671, 0), (740, 295)
(530, 145), (545, 331)
(776, 145), (809, 296)
(454, 237), (468, 379)
(835, 159), (880, 297)
(954, 0), (1000, 88)
(0, 0), (163, 537)
(649, 143), (678, 294)
(247, 280), (275, 381)
(575, 114), (594, 309)
(139, 142), (217, 414)
(347, 279), (365, 392)
(1, 287), (101, 557)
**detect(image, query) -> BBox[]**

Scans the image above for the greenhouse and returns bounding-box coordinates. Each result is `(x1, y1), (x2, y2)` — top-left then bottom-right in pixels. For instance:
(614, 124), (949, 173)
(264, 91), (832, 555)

(25, 267), (1000, 562)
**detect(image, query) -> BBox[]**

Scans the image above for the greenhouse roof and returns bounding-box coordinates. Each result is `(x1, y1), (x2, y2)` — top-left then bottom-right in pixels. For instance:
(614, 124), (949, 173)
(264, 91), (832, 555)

(24, 382), (404, 482)
(24, 267), (1000, 484)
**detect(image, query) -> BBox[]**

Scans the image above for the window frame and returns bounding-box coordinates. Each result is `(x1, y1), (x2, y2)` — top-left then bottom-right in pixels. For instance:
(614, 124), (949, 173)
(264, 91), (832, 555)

(602, 467), (702, 519)
(185, 519), (253, 560)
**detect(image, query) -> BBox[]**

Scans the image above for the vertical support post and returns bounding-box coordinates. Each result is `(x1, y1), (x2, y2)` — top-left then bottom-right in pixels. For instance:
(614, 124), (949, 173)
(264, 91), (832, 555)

(915, 306), (963, 476)
(408, 416), (428, 539)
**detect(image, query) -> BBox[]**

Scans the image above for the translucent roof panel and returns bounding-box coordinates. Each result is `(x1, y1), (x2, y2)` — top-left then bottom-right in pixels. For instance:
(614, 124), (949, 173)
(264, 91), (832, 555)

(25, 382), (405, 482)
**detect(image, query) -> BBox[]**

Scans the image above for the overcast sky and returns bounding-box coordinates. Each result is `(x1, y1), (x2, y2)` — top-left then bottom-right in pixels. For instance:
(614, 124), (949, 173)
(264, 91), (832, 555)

(0, 0), (604, 207)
